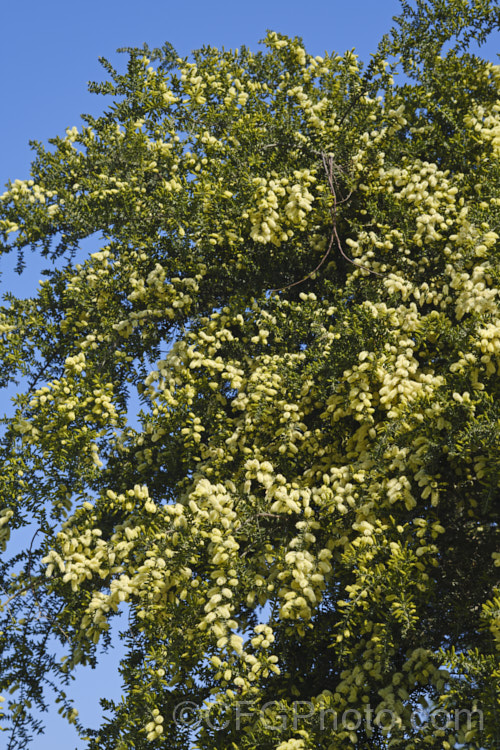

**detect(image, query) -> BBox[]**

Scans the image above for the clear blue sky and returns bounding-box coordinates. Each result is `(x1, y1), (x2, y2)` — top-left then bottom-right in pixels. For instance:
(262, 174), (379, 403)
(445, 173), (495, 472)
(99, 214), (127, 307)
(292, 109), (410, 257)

(0, 1), (498, 748)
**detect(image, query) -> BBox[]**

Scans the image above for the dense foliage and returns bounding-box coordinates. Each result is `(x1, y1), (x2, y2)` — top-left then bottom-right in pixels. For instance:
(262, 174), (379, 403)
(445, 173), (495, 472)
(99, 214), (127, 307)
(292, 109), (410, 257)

(0, 1), (499, 748)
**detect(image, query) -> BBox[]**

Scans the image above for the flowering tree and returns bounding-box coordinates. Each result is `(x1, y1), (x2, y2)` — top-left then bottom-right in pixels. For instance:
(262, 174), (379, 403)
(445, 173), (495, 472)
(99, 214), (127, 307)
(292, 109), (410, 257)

(0, 1), (499, 748)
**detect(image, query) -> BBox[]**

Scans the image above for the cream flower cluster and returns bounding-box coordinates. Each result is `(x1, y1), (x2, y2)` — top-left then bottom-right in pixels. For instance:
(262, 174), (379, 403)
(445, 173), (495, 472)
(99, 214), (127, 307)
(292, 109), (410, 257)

(277, 548), (332, 621)
(464, 83), (500, 158)
(248, 170), (316, 245)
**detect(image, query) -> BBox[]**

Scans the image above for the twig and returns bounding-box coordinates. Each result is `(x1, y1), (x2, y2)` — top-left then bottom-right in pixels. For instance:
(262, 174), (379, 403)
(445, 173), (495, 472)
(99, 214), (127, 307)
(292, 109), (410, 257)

(321, 152), (384, 278)
(269, 225), (336, 293)
(270, 152), (383, 293)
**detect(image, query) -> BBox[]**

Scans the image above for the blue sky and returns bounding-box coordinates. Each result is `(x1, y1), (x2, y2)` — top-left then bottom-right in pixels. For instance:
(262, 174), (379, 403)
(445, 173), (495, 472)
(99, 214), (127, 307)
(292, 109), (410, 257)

(0, 1), (498, 748)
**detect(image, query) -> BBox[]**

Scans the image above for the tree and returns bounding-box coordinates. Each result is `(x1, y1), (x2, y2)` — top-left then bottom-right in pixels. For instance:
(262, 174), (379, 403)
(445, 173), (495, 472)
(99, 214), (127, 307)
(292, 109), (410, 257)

(0, 1), (499, 747)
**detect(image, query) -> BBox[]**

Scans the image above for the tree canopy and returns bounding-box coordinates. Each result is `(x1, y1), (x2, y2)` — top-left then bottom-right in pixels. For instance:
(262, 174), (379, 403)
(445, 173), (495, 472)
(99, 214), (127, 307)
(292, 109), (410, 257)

(0, 1), (499, 748)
